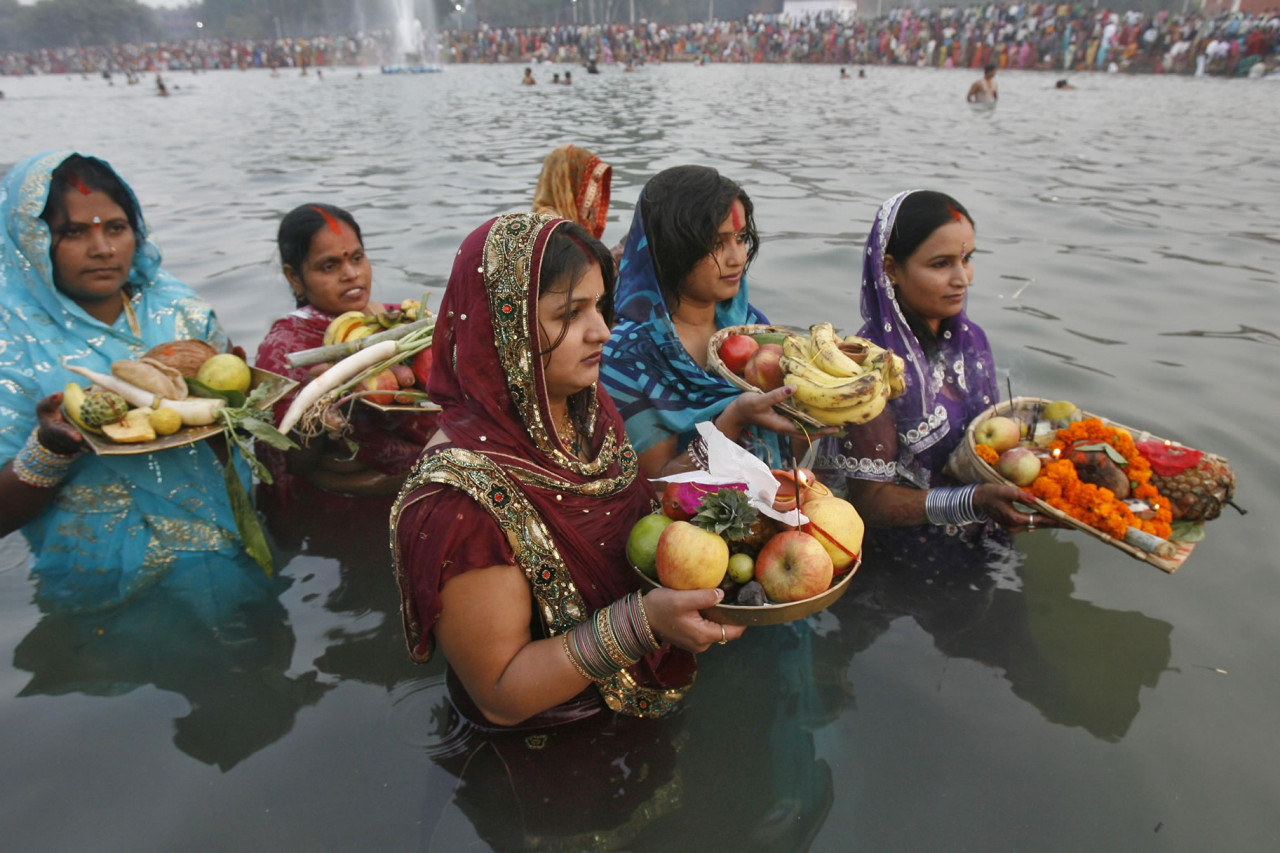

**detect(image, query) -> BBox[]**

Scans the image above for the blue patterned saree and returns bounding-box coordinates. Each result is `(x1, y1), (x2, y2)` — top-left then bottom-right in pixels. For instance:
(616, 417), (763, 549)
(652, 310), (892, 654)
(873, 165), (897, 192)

(0, 151), (264, 612)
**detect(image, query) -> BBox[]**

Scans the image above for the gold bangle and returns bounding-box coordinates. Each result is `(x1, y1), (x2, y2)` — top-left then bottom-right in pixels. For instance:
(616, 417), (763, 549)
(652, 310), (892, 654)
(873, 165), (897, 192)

(636, 591), (661, 649)
(562, 633), (595, 683)
(596, 607), (637, 669)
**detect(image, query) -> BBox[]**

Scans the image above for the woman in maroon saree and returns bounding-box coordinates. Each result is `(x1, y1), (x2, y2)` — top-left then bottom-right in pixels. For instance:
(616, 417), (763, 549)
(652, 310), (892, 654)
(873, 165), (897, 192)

(254, 203), (434, 496)
(392, 213), (740, 729)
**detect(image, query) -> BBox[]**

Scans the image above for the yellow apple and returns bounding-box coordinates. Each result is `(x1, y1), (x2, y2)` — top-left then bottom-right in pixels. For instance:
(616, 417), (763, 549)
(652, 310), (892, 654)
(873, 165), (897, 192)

(800, 496), (864, 574)
(655, 521), (729, 590)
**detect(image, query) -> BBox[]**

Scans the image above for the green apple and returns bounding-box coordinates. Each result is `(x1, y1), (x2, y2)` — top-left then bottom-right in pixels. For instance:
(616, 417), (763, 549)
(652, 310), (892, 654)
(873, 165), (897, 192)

(726, 552), (755, 584)
(626, 512), (674, 578)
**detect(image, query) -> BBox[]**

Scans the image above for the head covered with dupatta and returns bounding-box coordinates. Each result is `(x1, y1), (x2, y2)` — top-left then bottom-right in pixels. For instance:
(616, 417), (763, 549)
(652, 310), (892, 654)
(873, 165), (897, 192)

(0, 151), (258, 611)
(601, 165), (786, 466)
(392, 212), (693, 720)
(857, 190), (998, 487)
(532, 145), (612, 241)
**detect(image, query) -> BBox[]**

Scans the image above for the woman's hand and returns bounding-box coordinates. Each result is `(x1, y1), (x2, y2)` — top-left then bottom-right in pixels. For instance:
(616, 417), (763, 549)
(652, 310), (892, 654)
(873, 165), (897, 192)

(641, 587), (745, 653)
(717, 386), (837, 442)
(974, 483), (1062, 531)
(35, 392), (86, 456)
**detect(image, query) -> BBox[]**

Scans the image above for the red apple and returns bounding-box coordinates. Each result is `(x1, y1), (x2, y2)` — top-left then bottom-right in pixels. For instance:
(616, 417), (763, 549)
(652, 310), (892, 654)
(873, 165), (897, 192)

(743, 344), (785, 392)
(361, 368), (400, 404)
(719, 334), (759, 375)
(997, 446), (1042, 486)
(974, 415), (1021, 453)
(655, 521), (730, 590)
(411, 346), (434, 389)
(800, 496), (864, 574)
(754, 530), (834, 603)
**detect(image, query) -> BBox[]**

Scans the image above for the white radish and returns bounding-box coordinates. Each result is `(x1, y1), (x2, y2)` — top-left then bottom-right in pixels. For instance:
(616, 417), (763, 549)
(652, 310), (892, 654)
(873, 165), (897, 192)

(277, 339), (399, 434)
(66, 365), (157, 408)
(67, 364), (227, 426)
(158, 397), (226, 426)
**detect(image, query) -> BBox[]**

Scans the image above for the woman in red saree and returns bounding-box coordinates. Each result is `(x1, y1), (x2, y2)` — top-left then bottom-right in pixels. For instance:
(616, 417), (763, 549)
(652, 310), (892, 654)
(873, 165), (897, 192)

(392, 212), (740, 729)
(254, 203), (434, 496)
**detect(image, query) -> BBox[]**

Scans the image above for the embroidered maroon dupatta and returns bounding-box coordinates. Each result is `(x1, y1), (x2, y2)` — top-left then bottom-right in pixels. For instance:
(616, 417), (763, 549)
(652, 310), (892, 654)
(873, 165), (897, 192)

(391, 213), (694, 723)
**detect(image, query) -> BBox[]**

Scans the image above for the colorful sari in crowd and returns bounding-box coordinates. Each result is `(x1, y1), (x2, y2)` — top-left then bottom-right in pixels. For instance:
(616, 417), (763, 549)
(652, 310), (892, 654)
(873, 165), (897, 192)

(531, 144), (612, 240)
(0, 151), (263, 612)
(253, 303), (434, 490)
(392, 213), (694, 728)
(600, 195), (786, 466)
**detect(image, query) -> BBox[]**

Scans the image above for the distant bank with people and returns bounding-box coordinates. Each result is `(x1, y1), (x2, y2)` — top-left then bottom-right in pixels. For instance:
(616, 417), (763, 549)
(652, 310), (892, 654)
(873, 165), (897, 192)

(4, 5), (1276, 79)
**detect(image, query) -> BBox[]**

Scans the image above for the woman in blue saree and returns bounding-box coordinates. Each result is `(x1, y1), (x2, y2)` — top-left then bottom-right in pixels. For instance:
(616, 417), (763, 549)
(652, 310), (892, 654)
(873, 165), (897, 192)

(0, 151), (268, 614)
(601, 165), (807, 478)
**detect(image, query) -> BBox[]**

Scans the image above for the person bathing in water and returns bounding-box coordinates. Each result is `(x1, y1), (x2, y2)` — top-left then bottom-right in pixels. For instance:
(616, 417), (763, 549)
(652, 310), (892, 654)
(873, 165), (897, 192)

(967, 64), (998, 104)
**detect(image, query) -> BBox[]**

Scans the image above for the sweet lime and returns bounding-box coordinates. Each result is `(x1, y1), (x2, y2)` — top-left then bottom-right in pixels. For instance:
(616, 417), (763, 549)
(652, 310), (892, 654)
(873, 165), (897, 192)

(196, 353), (251, 395)
(148, 407), (183, 436)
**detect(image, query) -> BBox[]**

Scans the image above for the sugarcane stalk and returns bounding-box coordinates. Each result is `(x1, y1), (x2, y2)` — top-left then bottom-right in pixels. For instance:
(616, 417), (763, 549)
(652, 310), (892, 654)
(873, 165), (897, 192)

(285, 317), (433, 368)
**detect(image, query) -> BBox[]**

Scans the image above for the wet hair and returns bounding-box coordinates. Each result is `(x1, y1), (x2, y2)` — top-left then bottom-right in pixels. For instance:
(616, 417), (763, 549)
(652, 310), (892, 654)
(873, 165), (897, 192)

(539, 221), (615, 355)
(984, 63), (997, 74)
(885, 191), (975, 360)
(1056, 78), (1070, 88)
(277, 203), (363, 307)
(639, 165), (759, 312)
(884, 191), (974, 266)
(41, 154), (141, 243)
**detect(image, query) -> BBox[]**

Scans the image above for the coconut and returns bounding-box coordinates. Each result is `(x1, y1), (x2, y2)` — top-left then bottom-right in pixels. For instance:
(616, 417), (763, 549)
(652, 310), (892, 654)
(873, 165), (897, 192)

(142, 340), (220, 378)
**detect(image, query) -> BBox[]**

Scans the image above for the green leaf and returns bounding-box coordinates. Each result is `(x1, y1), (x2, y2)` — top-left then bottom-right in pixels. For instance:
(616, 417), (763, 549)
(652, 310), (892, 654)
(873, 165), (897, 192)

(222, 435), (274, 576)
(1169, 520), (1206, 543)
(236, 416), (297, 451)
(1072, 442), (1129, 466)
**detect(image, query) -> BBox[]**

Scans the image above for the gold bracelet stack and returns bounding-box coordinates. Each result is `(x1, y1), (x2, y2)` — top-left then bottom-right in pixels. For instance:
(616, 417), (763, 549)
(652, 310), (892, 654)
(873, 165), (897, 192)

(561, 592), (664, 682)
(12, 428), (77, 488)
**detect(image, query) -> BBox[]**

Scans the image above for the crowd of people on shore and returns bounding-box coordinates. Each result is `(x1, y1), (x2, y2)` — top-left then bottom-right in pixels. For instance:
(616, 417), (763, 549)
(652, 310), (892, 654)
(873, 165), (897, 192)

(446, 5), (1278, 76)
(3, 5), (1277, 79)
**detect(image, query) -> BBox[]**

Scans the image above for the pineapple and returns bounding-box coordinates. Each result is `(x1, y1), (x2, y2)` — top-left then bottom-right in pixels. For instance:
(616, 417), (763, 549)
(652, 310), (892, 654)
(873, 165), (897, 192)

(691, 489), (777, 556)
(1151, 454), (1236, 521)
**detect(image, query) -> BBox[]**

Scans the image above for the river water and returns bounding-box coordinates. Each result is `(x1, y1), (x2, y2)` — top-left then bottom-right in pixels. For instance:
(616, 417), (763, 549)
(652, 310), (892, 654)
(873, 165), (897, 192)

(2, 64), (1278, 851)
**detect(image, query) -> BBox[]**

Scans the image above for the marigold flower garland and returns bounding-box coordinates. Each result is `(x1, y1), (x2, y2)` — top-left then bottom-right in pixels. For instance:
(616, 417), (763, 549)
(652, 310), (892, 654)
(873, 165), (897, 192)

(1028, 418), (1172, 540)
(974, 443), (1000, 466)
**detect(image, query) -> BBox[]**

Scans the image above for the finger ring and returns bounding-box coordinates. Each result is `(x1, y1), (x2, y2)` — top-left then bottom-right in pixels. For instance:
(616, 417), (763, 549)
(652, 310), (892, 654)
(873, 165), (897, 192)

(1027, 512), (1036, 531)
(718, 624), (728, 645)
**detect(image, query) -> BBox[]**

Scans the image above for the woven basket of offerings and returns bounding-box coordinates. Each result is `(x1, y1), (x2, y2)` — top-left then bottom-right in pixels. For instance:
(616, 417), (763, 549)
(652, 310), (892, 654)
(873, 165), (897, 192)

(947, 397), (1235, 574)
(706, 324), (825, 429)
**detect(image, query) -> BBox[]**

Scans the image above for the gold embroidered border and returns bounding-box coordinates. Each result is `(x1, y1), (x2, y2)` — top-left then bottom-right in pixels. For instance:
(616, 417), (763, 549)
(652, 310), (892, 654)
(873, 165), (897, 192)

(391, 447), (687, 719)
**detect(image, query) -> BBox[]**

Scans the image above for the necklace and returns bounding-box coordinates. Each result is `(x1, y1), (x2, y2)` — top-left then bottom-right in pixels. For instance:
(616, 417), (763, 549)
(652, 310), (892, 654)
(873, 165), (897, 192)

(553, 408), (585, 458)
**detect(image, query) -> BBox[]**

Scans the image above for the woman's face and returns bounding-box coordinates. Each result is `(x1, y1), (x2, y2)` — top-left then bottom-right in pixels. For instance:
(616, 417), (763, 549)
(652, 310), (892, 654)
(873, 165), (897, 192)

(285, 220), (371, 315)
(884, 217), (976, 332)
(680, 199), (749, 306)
(537, 262), (611, 404)
(49, 189), (136, 313)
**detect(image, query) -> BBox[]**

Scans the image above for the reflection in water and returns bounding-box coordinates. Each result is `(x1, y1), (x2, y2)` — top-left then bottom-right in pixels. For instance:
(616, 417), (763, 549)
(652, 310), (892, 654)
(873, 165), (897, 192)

(834, 527), (1172, 742)
(259, 484), (424, 691)
(12, 557), (327, 771)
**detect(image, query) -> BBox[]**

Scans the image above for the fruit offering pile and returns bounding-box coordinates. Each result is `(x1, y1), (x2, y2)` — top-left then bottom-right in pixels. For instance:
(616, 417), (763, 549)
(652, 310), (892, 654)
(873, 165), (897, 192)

(64, 342), (255, 444)
(627, 469), (865, 607)
(322, 299), (428, 346)
(322, 301), (434, 405)
(718, 323), (907, 426)
(973, 400), (1235, 543)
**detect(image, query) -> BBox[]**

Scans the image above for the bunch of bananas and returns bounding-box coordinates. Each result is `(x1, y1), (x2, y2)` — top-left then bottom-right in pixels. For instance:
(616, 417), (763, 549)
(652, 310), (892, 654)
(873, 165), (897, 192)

(781, 323), (907, 426)
(322, 299), (426, 346)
